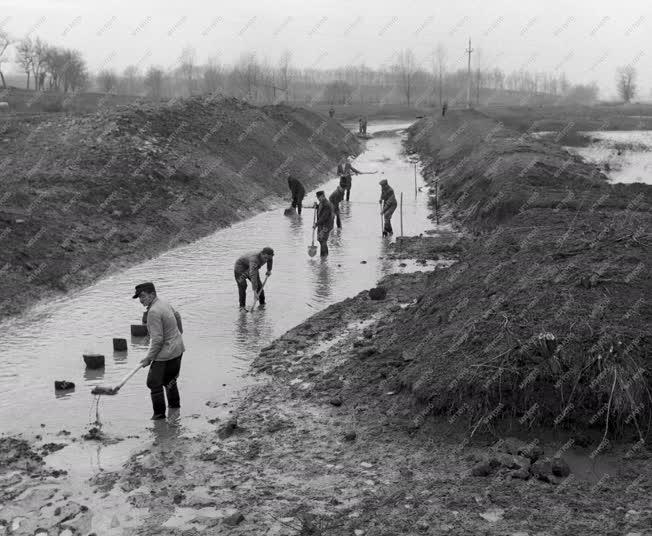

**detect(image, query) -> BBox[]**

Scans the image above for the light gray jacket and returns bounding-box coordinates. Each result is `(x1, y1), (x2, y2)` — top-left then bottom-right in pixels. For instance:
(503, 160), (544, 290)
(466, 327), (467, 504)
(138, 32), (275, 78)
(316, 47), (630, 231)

(145, 297), (185, 362)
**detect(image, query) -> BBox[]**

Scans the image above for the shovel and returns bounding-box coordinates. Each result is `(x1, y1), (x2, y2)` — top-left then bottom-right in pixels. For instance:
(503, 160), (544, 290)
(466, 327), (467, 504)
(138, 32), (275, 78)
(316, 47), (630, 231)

(250, 274), (270, 312)
(308, 210), (318, 257)
(91, 363), (145, 395)
(380, 201), (385, 236)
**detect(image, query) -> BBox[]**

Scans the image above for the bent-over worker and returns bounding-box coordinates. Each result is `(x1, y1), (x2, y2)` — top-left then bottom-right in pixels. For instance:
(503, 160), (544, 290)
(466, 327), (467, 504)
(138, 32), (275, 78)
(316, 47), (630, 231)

(287, 175), (306, 215)
(379, 179), (397, 237)
(134, 282), (185, 420)
(329, 185), (345, 229)
(314, 191), (334, 256)
(337, 156), (360, 201)
(234, 247), (274, 310)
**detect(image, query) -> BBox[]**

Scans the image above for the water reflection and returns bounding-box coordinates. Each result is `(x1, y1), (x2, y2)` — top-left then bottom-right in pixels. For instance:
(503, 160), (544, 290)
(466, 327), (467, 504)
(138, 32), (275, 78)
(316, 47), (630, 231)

(83, 367), (105, 382)
(313, 257), (333, 301)
(113, 351), (128, 363)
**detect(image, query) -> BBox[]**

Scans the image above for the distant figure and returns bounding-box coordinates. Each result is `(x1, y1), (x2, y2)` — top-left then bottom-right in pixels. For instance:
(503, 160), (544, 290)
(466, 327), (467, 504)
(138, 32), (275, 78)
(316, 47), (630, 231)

(314, 191), (334, 256)
(287, 174), (306, 215)
(442, 101), (448, 117)
(329, 107), (335, 118)
(329, 185), (345, 229)
(362, 116), (368, 135)
(337, 156), (361, 201)
(234, 247), (274, 310)
(379, 179), (397, 237)
(358, 117), (363, 134)
(133, 282), (185, 420)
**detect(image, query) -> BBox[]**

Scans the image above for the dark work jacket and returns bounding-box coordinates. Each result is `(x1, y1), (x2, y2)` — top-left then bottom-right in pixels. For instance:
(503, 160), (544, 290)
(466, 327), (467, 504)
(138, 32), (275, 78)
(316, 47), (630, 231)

(336, 162), (360, 177)
(329, 187), (345, 207)
(288, 177), (305, 199)
(380, 185), (397, 209)
(316, 198), (334, 229)
(234, 252), (273, 288)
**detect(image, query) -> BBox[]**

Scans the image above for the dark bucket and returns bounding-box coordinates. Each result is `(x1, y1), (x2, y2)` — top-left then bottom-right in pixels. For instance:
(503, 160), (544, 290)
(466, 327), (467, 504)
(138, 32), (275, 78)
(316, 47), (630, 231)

(113, 338), (128, 351)
(83, 354), (105, 369)
(54, 380), (75, 391)
(131, 324), (148, 336)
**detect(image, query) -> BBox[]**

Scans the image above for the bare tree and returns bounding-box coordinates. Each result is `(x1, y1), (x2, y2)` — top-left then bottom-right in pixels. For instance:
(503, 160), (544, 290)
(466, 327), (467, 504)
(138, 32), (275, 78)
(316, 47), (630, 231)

(30, 37), (48, 91)
(144, 66), (164, 99)
(62, 49), (88, 92)
(179, 46), (196, 96)
(396, 49), (416, 105)
(278, 50), (292, 100)
(97, 69), (118, 93)
(16, 38), (34, 89)
(203, 56), (222, 93)
(435, 43), (446, 107)
(235, 52), (260, 101)
(0, 29), (12, 89)
(616, 65), (637, 103)
(122, 65), (140, 95)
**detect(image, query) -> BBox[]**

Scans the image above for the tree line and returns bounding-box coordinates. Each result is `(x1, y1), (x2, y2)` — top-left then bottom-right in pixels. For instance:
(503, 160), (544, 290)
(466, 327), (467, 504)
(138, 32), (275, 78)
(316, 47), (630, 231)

(0, 31), (641, 105)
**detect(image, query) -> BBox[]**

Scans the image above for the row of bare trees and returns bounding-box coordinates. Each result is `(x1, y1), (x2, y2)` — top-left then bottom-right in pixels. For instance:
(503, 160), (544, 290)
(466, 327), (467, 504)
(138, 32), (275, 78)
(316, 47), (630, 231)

(0, 30), (89, 92)
(0, 34), (637, 105)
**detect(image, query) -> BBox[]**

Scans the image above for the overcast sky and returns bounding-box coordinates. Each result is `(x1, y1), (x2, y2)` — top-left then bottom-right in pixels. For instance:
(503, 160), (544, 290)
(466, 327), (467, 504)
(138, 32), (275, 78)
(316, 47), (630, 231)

(1, 0), (650, 98)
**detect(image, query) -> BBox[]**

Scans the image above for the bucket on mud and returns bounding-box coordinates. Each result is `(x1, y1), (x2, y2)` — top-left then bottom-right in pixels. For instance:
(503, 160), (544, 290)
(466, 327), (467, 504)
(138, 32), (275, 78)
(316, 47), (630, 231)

(131, 324), (148, 337)
(113, 338), (128, 351)
(83, 354), (105, 369)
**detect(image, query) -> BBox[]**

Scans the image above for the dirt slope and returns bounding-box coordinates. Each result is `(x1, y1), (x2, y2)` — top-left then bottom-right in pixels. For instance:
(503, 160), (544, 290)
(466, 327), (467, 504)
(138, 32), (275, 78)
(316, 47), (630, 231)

(0, 96), (359, 318)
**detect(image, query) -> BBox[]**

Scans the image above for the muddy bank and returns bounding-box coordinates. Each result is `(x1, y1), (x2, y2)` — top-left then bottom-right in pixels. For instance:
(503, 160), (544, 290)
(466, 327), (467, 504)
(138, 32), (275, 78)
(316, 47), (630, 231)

(0, 96), (359, 320)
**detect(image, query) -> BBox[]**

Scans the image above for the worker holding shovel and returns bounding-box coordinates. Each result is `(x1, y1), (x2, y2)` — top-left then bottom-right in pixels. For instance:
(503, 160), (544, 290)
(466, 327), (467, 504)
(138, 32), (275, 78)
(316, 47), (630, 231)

(379, 179), (397, 237)
(337, 156), (361, 201)
(234, 247), (274, 310)
(314, 191), (334, 256)
(133, 282), (185, 420)
(328, 184), (345, 229)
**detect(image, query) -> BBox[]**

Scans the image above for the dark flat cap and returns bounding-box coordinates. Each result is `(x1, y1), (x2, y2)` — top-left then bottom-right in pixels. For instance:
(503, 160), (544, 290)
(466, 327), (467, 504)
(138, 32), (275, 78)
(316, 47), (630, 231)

(132, 282), (156, 298)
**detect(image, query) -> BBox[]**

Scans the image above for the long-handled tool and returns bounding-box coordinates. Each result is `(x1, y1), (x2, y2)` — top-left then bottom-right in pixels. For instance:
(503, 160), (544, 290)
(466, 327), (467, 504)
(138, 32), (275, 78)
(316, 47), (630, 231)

(308, 209), (318, 257)
(358, 171), (378, 175)
(250, 274), (270, 312)
(91, 363), (145, 395)
(380, 200), (385, 236)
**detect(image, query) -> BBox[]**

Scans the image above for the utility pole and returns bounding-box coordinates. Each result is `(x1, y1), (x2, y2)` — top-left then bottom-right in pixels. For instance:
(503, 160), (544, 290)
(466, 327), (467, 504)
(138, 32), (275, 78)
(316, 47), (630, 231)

(466, 37), (473, 109)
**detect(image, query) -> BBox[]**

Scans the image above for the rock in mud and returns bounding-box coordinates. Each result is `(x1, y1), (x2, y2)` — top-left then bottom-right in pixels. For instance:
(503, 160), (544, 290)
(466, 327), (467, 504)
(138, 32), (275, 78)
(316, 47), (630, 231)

(329, 397), (343, 407)
(369, 287), (387, 300)
(217, 417), (238, 439)
(82, 427), (104, 441)
(471, 461), (493, 477)
(356, 346), (378, 358)
(223, 511), (245, 526)
(343, 430), (357, 441)
(531, 457), (571, 482)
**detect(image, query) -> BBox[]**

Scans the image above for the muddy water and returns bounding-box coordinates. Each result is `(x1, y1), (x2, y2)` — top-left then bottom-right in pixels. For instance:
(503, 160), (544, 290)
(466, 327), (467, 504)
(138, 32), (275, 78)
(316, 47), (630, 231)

(0, 121), (441, 470)
(565, 130), (652, 185)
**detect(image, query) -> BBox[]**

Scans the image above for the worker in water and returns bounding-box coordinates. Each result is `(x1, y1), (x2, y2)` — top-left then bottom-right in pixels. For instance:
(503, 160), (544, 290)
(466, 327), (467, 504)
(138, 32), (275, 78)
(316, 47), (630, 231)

(379, 179), (397, 237)
(314, 191), (334, 256)
(328, 184), (345, 229)
(133, 282), (185, 420)
(287, 174), (306, 215)
(234, 247), (274, 310)
(329, 107), (335, 118)
(337, 155), (361, 201)
(358, 117), (363, 134)
(362, 116), (368, 135)
(442, 101), (448, 117)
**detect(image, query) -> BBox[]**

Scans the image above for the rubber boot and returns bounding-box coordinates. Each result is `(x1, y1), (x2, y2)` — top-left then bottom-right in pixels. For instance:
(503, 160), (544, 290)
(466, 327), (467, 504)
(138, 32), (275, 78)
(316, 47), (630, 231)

(165, 379), (180, 409)
(150, 389), (166, 419)
(319, 240), (329, 256)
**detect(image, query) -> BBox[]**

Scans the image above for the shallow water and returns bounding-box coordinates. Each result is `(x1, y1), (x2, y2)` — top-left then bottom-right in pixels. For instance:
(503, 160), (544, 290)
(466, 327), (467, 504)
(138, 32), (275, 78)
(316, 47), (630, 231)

(0, 120), (443, 472)
(564, 130), (652, 185)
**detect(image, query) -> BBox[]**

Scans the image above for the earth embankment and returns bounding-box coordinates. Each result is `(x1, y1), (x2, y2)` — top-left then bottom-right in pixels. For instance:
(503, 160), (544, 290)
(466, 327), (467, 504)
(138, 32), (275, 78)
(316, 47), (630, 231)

(0, 96), (359, 318)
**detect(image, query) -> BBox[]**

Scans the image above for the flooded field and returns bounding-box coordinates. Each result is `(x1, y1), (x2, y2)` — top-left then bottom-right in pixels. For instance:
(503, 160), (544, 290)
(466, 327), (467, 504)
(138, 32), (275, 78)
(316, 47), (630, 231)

(565, 130), (652, 185)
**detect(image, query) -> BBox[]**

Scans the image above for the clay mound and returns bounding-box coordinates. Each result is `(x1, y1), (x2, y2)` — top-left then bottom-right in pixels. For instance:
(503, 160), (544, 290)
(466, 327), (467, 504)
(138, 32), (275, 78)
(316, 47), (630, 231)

(379, 111), (652, 437)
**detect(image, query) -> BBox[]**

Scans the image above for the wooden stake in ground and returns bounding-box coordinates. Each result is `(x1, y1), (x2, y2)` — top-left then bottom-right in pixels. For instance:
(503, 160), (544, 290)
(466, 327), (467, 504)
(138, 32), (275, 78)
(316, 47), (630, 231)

(414, 164), (417, 197)
(400, 192), (404, 237)
(435, 177), (440, 225)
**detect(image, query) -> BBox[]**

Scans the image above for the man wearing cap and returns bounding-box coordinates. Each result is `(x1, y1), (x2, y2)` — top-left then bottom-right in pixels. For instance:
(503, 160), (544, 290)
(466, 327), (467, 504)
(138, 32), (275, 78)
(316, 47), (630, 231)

(314, 191), (334, 256)
(379, 179), (397, 237)
(337, 156), (360, 201)
(133, 282), (185, 420)
(234, 247), (274, 310)
(287, 174), (306, 215)
(328, 184), (345, 229)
